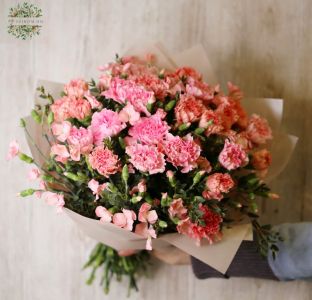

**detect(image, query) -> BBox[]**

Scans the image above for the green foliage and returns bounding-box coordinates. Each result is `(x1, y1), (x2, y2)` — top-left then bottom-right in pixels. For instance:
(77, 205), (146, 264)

(84, 243), (150, 295)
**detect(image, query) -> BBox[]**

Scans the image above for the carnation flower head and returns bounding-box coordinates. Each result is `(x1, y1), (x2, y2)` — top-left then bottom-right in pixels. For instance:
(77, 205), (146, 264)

(247, 114), (272, 145)
(51, 96), (91, 122)
(103, 78), (155, 116)
(174, 94), (206, 125)
(203, 173), (234, 200)
(251, 149), (272, 171)
(163, 134), (201, 173)
(90, 109), (126, 145)
(67, 126), (93, 161)
(89, 146), (120, 177)
(126, 144), (165, 175)
(128, 110), (169, 145)
(218, 139), (248, 170)
(64, 79), (88, 98)
(177, 204), (222, 245)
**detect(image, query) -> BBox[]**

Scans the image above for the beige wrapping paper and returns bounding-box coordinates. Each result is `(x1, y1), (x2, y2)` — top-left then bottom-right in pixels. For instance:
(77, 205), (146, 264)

(25, 43), (297, 274)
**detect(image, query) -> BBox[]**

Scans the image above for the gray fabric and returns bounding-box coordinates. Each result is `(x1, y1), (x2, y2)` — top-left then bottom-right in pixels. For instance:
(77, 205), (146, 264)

(191, 240), (277, 280)
(268, 223), (312, 281)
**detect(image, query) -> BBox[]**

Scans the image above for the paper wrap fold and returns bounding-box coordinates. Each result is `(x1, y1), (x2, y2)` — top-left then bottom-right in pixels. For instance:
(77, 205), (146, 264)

(25, 43), (297, 274)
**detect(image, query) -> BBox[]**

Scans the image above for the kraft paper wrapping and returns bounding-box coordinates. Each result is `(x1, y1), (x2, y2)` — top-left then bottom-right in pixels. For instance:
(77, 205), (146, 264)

(24, 43), (297, 274)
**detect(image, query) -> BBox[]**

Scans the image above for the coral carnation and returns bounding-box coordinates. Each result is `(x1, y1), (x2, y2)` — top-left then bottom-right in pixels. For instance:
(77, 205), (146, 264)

(247, 114), (272, 145)
(203, 173), (234, 200)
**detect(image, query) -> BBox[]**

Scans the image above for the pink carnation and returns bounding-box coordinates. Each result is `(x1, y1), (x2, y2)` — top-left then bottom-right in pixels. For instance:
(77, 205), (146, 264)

(95, 206), (112, 223)
(203, 173), (234, 200)
(7, 140), (19, 160)
(177, 205), (222, 245)
(42, 192), (65, 213)
(102, 78), (155, 115)
(218, 139), (248, 170)
(128, 111), (169, 145)
(67, 126), (93, 161)
(91, 109), (126, 145)
(126, 144), (165, 174)
(28, 168), (40, 181)
(199, 109), (223, 136)
(138, 203), (158, 224)
(51, 121), (71, 142)
(51, 96), (91, 122)
(88, 179), (107, 200)
(50, 144), (70, 163)
(64, 79), (88, 98)
(163, 135), (201, 173)
(119, 102), (140, 125)
(113, 209), (136, 231)
(174, 94), (206, 125)
(89, 146), (120, 177)
(168, 198), (187, 219)
(247, 114), (272, 145)
(135, 223), (157, 250)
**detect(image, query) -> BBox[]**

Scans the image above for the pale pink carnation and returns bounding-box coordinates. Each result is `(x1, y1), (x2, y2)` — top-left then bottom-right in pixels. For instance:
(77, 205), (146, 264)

(50, 97), (72, 122)
(42, 192), (65, 213)
(51, 121), (71, 142)
(7, 140), (19, 160)
(68, 98), (92, 120)
(88, 179), (107, 200)
(95, 206), (112, 223)
(128, 112), (169, 145)
(119, 102), (140, 125)
(67, 126), (93, 161)
(91, 109), (126, 145)
(168, 198), (187, 219)
(113, 209), (136, 231)
(130, 179), (147, 195)
(102, 78), (155, 115)
(50, 144), (70, 163)
(247, 114), (272, 145)
(28, 168), (40, 181)
(64, 79), (88, 98)
(185, 77), (215, 101)
(203, 173), (234, 200)
(138, 203), (158, 224)
(163, 134), (201, 173)
(126, 144), (165, 174)
(51, 96), (91, 122)
(89, 146), (120, 177)
(135, 223), (157, 250)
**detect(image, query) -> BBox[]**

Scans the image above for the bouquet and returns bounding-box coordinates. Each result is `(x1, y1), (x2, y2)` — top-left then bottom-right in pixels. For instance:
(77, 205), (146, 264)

(8, 43), (297, 294)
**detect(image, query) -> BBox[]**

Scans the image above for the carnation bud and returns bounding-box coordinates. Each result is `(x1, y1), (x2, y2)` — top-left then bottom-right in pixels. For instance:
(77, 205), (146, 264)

(178, 123), (190, 131)
(18, 188), (36, 197)
(122, 165), (129, 183)
(161, 192), (172, 207)
(192, 171), (205, 186)
(165, 100), (176, 112)
(194, 127), (205, 135)
(131, 196), (142, 204)
(118, 137), (126, 149)
(47, 111), (54, 125)
(146, 102), (153, 113)
(18, 153), (34, 164)
(166, 170), (176, 187)
(158, 220), (168, 228)
(31, 109), (42, 124)
(64, 172), (87, 182)
(268, 193), (279, 200)
(41, 174), (55, 183)
(19, 118), (26, 128)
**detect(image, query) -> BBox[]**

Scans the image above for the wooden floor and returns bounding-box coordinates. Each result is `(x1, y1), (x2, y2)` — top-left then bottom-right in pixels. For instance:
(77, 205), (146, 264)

(1, 0), (312, 299)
